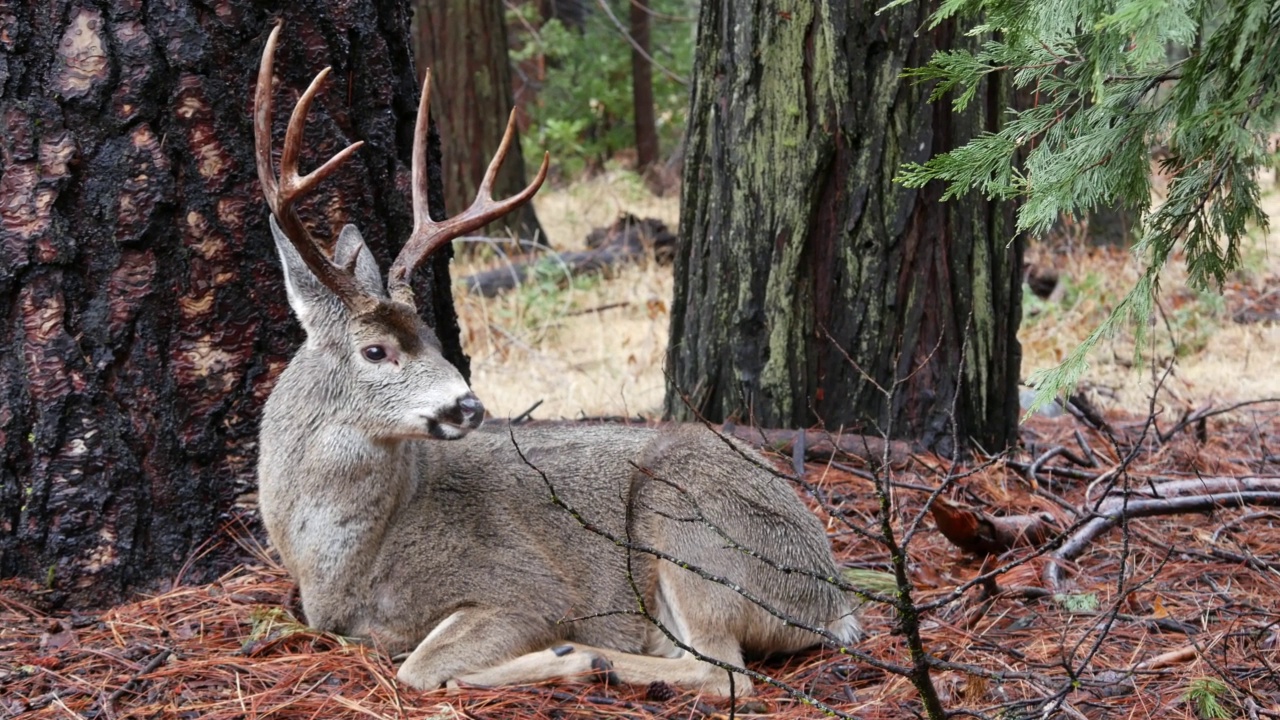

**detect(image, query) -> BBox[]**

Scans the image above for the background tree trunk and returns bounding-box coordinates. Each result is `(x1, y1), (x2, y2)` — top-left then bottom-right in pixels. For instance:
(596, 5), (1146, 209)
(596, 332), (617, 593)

(539, 0), (588, 31)
(414, 0), (548, 247)
(0, 0), (462, 608)
(665, 1), (1023, 454)
(629, 0), (659, 173)
(1085, 205), (1135, 247)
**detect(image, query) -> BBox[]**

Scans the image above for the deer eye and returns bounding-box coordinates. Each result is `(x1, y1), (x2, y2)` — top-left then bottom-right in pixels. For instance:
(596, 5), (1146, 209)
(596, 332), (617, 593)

(361, 345), (389, 363)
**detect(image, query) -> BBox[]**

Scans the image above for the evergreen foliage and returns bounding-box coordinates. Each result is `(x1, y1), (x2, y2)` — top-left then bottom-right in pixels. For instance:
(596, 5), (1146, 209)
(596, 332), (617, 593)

(889, 0), (1280, 410)
(508, 1), (697, 177)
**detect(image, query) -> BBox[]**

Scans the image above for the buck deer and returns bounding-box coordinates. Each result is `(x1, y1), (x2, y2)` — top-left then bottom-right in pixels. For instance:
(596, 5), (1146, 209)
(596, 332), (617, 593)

(253, 25), (861, 696)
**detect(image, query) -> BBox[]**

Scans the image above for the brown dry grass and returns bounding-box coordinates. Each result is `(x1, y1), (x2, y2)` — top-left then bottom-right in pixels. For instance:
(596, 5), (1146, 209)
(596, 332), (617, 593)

(454, 171), (678, 419)
(1021, 180), (1280, 414)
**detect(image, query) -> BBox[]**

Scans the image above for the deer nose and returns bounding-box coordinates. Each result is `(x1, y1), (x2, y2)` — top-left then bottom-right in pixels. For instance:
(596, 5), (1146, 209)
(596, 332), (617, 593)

(457, 393), (485, 427)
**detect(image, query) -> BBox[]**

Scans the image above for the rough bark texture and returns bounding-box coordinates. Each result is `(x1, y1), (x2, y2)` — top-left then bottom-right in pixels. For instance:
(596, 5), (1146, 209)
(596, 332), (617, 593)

(414, 0), (547, 246)
(629, 0), (658, 172)
(0, 0), (463, 608)
(666, 1), (1023, 453)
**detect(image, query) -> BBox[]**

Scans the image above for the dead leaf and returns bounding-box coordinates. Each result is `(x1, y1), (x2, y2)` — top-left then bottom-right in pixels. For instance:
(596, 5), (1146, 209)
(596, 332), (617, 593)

(931, 497), (1057, 555)
(1153, 595), (1169, 619)
(39, 621), (74, 651)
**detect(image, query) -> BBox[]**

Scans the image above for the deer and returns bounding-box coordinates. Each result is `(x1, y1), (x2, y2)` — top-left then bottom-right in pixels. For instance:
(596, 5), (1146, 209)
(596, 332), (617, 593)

(253, 24), (862, 697)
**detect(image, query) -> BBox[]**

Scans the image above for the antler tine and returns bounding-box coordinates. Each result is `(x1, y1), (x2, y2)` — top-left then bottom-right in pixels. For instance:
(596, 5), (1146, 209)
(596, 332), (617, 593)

(410, 68), (433, 236)
(255, 23), (374, 314)
(387, 80), (551, 307)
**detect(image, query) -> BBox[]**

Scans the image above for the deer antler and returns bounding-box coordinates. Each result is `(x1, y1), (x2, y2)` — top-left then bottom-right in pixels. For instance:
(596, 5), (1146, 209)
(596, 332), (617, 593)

(255, 23), (376, 314)
(385, 70), (551, 308)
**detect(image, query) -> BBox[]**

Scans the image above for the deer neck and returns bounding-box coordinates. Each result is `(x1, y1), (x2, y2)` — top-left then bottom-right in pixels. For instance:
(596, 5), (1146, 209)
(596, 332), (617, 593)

(260, 358), (425, 599)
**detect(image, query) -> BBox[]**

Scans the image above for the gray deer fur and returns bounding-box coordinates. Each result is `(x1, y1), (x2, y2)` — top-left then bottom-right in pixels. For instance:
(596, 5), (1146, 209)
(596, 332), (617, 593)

(254, 45), (860, 696)
(258, 221), (862, 694)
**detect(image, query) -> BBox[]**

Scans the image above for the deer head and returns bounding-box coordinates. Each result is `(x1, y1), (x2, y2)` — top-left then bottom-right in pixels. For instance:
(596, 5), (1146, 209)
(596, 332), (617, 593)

(254, 24), (548, 440)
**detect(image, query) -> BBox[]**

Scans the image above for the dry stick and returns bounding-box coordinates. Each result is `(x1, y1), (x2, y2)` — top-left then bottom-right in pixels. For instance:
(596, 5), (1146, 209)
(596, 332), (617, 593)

(509, 399), (543, 424)
(1007, 459), (1100, 483)
(103, 648), (172, 709)
(1157, 396), (1280, 443)
(1105, 475), (1280, 499)
(1028, 445), (1093, 484)
(1040, 365), (1173, 590)
(1135, 645), (1197, 671)
(1072, 429), (1099, 467)
(1054, 367), (1196, 703)
(1045, 490), (1280, 589)
(1211, 510), (1280, 543)
(829, 323), (951, 720)
(875, 466), (946, 720)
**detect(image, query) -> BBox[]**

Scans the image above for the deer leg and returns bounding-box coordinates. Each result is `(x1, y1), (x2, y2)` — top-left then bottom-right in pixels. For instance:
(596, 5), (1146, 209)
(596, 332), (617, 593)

(396, 607), (573, 691)
(455, 639), (749, 697)
(452, 642), (617, 688)
(456, 561), (754, 697)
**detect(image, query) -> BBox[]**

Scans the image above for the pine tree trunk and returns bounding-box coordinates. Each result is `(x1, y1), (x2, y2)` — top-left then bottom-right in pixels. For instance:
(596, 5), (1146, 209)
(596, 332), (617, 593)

(414, 0), (548, 247)
(666, 1), (1023, 454)
(1085, 205), (1135, 247)
(0, 0), (463, 608)
(630, 0), (659, 172)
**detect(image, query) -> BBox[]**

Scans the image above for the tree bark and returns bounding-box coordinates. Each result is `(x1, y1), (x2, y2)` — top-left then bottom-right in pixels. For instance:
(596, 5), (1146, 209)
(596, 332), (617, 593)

(0, 0), (463, 608)
(539, 0), (588, 31)
(629, 0), (659, 172)
(414, 0), (548, 247)
(665, 1), (1023, 454)
(1086, 205), (1135, 246)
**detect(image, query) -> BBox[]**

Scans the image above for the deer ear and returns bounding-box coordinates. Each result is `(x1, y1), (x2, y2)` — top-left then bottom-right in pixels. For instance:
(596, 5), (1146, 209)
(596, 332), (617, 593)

(333, 224), (386, 297)
(269, 214), (336, 329)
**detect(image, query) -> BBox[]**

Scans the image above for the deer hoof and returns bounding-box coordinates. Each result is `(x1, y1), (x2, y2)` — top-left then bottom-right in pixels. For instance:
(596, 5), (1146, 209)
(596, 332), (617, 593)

(589, 655), (621, 687)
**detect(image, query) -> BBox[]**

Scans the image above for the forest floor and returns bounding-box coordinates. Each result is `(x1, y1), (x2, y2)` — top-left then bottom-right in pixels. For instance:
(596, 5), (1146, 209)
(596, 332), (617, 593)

(2, 405), (1278, 718)
(2, 173), (1279, 718)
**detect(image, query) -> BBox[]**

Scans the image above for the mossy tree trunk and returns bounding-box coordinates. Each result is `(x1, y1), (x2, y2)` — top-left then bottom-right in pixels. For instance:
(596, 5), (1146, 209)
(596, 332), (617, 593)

(665, 1), (1023, 453)
(414, 0), (547, 247)
(0, 0), (462, 608)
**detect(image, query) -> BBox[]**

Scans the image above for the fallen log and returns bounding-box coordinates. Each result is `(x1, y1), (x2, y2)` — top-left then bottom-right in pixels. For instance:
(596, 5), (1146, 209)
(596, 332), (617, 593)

(493, 416), (916, 467)
(725, 426), (915, 468)
(462, 214), (676, 297)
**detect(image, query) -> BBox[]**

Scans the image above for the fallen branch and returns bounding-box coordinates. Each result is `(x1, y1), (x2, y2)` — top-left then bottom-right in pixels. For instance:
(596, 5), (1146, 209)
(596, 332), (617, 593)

(1102, 475), (1280, 501)
(1157, 397), (1280, 443)
(1135, 645), (1197, 671)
